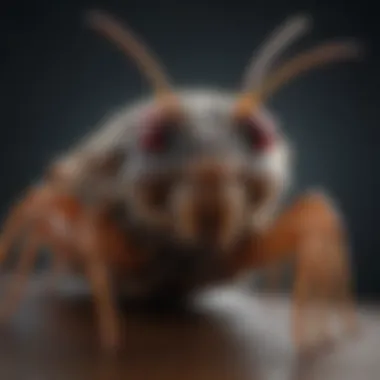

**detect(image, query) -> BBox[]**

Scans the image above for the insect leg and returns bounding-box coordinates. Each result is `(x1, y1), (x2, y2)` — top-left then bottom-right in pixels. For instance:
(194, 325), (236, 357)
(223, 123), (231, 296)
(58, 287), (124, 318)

(293, 235), (334, 350)
(325, 236), (359, 337)
(292, 251), (312, 350)
(0, 229), (41, 321)
(78, 208), (123, 351)
(0, 193), (36, 267)
(84, 249), (121, 351)
(232, 191), (358, 352)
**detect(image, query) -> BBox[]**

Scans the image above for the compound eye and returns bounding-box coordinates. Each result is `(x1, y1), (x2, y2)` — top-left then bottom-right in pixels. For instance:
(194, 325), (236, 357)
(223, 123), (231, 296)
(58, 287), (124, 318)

(140, 110), (179, 153)
(236, 115), (275, 152)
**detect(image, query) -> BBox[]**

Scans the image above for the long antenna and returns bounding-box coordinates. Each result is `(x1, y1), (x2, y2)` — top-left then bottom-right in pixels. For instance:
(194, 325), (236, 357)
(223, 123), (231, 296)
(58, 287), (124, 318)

(241, 14), (312, 92)
(253, 39), (364, 103)
(235, 39), (364, 118)
(85, 10), (173, 99)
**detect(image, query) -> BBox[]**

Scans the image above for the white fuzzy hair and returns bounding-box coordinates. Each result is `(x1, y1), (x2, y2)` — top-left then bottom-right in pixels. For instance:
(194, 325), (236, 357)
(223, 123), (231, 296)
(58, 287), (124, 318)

(55, 88), (293, 227)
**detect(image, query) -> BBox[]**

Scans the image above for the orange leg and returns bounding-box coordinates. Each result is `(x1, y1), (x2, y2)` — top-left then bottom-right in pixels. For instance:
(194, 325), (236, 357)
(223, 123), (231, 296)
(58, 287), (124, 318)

(233, 190), (358, 352)
(0, 229), (41, 321)
(292, 236), (334, 349)
(75, 208), (129, 351)
(0, 189), (43, 266)
(83, 248), (121, 350)
(317, 236), (358, 338)
(0, 183), (140, 350)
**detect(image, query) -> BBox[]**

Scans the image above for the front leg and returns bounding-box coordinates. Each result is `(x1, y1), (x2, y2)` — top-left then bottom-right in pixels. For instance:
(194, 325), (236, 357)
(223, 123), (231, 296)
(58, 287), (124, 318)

(233, 190), (358, 351)
(84, 251), (121, 351)
(79, 212), (122, 352)
(77, 206), (147, 351)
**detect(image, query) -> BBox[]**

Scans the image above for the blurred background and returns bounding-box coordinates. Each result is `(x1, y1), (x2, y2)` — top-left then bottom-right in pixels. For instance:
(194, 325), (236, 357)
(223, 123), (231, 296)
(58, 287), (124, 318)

(0, 0), (377, 298)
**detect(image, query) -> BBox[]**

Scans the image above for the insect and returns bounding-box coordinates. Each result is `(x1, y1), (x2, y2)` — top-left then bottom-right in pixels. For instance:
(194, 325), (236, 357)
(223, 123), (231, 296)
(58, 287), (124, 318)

(0, 10), (362, 351)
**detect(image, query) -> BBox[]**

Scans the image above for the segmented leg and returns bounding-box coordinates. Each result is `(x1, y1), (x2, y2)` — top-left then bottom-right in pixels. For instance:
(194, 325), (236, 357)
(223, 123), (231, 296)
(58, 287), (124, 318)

(232, 190), (358, 351)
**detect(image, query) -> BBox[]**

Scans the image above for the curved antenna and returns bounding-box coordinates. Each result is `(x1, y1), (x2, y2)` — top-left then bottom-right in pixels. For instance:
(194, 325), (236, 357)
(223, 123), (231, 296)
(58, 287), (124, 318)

(235, 40), (364, 117)
(85, 10), (175, 102)
(241, 14), (313, 93)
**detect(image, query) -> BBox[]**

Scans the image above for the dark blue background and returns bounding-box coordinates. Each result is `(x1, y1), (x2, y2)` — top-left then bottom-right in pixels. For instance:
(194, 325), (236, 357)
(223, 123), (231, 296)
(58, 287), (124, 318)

(0, 0), (377, 298)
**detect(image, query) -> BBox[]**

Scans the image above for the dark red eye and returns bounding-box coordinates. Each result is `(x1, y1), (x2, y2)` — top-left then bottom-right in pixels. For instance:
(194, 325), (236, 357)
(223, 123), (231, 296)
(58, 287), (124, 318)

(237, 115), (275, 151)
(140, 110), (178, 153)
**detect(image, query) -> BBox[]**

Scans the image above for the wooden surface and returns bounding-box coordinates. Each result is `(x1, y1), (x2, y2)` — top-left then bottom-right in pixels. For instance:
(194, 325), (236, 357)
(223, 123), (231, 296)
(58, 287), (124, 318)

(0, 275), (379, 380)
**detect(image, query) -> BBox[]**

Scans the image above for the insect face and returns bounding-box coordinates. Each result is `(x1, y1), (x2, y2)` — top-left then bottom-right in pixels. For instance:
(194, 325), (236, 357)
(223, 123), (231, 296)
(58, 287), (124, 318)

(84, 10), (362, 253)
(126, 90), (288, 252)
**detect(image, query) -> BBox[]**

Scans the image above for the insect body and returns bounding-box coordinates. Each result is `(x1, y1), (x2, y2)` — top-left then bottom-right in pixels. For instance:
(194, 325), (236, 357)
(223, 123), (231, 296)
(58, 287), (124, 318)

(0, 10), (362, 351)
